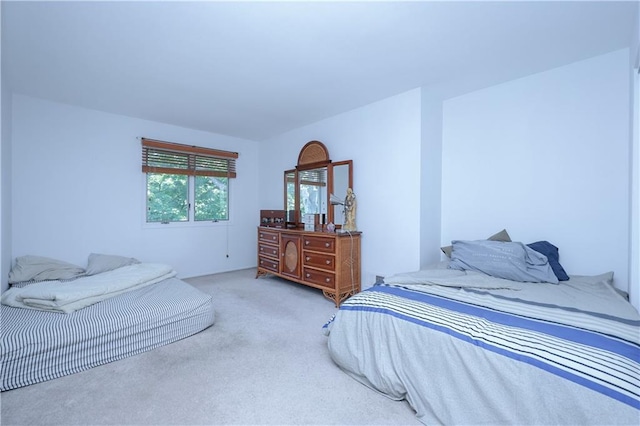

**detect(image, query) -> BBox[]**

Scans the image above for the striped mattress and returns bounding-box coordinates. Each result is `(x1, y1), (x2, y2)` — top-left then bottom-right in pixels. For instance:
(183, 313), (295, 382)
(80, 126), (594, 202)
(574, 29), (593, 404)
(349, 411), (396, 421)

(1, 277), (214, 391)
(327, 269), (640, 425)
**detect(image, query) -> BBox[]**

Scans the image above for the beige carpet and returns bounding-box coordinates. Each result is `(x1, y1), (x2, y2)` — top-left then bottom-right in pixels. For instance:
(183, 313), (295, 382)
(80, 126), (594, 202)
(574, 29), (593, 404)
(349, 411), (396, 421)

(0, 268), (419, 425)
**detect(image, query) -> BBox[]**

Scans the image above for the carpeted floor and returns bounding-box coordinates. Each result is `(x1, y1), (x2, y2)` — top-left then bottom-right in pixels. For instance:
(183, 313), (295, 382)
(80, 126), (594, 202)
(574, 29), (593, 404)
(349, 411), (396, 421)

(0, 268), (419, 425)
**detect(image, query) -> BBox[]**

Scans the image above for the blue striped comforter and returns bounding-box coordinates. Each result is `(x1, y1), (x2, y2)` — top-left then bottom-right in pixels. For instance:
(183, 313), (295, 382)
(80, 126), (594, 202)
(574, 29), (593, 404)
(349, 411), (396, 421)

(327, 271), (640, 425)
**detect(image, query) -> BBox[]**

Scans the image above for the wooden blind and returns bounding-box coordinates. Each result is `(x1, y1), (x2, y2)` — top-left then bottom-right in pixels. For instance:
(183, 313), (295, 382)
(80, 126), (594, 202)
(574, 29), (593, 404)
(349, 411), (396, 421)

(298, 169), (327, 186)
(141, 138), (238, 178)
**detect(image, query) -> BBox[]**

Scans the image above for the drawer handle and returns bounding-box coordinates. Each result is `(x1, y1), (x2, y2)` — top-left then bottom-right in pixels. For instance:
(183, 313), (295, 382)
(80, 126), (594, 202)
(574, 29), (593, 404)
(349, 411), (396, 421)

(325, 242), (330, 247)
(305, 241), (310, 245)
(326, 260), (331, 265)
(260, 247), (263, 251)
(259, 233), (263, 238)
(306, 273), (311, 278)
(325, 278), (331, 283)
(260, 260), (263, 265)
(306, 256), (311, 261)
(272, 236), (276, 240)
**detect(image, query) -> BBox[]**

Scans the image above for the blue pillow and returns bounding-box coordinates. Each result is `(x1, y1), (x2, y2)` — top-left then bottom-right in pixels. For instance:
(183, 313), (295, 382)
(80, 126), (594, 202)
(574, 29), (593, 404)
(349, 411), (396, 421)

(526, 241), (569, 281)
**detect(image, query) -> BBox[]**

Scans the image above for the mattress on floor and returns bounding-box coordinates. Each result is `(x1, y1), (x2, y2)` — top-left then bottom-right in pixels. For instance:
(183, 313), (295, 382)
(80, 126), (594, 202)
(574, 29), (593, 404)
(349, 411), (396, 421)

(326, 268), (640, 425)
(1, 277), (215, 391)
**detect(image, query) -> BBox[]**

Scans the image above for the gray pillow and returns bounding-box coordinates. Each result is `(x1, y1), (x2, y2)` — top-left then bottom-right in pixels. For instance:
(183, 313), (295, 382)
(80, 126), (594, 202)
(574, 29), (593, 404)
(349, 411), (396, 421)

(8, 255), (85, 284)
(441, 229), (511, 258)
(85, 253), (140, 276)
(448, 240), (559, 284)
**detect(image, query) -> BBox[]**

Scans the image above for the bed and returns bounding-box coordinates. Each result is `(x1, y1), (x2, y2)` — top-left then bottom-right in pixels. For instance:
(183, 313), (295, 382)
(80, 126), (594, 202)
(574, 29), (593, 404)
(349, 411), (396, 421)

(325, 241), (640, 425)
(1, 254), (215, 391)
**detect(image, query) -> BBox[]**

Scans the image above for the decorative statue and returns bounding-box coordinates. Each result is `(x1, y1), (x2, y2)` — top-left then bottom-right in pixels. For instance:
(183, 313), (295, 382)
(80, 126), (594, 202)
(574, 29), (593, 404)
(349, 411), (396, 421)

(343, 188), (357, 231)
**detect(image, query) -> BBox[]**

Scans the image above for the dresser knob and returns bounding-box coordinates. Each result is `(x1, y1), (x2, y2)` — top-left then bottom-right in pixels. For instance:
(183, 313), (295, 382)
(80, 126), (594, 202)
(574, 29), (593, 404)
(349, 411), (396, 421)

(326, 260), (331, 265)
(260, 247), (263, 251)
(325, 278), (330, 282)
(272, 236), (276, 240)
(325, 242), (330, 247)
(305, 241), (310, 245)
(259, 233), (263, 238)
(306, 256), (311, 261)
(306, 273), (311, 278)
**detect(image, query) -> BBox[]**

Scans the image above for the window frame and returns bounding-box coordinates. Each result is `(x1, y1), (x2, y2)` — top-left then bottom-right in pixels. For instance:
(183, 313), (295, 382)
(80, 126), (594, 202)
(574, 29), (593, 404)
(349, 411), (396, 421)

(141, 138), (237, 227)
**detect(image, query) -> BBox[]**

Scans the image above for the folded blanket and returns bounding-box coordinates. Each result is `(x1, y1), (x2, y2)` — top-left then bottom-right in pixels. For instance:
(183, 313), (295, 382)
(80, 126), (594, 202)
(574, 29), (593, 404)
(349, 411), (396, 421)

(1, 263), (176, 313)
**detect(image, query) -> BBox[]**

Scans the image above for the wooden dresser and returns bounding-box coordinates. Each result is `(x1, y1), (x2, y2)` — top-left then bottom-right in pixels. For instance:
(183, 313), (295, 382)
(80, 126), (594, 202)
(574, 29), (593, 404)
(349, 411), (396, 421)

(256, 227), (361, 307)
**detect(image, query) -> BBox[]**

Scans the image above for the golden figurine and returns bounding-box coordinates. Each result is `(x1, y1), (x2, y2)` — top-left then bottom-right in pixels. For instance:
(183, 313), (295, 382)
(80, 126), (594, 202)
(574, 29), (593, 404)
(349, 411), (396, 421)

(343, 188), (357, 231)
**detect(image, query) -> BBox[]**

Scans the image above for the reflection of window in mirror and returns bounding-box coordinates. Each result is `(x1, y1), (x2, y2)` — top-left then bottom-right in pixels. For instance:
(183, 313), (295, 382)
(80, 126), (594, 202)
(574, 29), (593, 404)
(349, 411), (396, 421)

(299, 168), (327, 217)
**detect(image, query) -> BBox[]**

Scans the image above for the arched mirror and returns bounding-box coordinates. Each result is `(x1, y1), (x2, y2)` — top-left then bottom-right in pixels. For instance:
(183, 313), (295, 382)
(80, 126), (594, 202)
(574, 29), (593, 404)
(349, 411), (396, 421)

(284, 141), (353, 229)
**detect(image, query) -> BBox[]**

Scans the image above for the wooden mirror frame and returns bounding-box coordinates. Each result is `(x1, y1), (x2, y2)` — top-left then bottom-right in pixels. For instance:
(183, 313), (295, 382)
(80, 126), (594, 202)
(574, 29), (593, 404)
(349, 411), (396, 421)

(284, 141), (353, 229)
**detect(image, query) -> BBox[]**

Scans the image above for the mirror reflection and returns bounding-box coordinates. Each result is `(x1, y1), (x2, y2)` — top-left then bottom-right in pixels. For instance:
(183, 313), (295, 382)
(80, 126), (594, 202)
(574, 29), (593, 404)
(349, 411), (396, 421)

(332, 163), (350, 226)
(298, 167), (327, 217)
(285, 170), (296, 223)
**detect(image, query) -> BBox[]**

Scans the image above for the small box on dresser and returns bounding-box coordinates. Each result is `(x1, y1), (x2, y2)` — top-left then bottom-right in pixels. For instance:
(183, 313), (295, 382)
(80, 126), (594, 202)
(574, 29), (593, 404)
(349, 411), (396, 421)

(260, 210), (286, 228)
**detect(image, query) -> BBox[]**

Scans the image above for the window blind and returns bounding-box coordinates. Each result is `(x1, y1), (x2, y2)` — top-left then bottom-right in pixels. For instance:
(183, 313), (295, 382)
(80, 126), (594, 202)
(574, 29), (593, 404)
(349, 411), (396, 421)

(141, 138), (238, 178)
(298, 169), (326, 186)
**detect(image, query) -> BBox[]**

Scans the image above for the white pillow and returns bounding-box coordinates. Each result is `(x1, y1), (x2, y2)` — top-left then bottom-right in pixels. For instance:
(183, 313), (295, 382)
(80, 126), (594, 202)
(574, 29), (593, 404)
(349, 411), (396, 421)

(85, 253), (140, 276)
(9, 255), (85, 284)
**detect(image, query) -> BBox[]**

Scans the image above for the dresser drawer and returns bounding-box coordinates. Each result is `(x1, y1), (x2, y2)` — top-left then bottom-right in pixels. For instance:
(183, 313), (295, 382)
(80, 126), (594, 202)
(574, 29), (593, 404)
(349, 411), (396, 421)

(258, 229), (279, 244)
(302, 235), (335, 253)
(303, 268), (335, 289)
(303, 252), (335, 271)
(258, 257), (279, 273)
(258, 243), (279, 259)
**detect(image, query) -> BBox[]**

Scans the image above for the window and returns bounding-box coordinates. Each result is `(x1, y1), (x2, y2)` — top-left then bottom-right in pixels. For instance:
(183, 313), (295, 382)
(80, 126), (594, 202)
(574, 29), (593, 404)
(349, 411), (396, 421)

(141, 138), (238, 224)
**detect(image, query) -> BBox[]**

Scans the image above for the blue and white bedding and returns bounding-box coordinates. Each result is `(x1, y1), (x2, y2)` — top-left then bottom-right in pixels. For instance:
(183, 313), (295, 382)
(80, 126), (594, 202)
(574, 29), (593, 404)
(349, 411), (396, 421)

(1, 275), (215, 391)
(326, 267), (640, 425)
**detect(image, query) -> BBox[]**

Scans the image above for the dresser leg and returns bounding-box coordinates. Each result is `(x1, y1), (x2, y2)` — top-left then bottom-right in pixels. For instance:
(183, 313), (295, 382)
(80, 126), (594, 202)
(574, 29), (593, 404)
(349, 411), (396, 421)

(322, 289), (357, 307)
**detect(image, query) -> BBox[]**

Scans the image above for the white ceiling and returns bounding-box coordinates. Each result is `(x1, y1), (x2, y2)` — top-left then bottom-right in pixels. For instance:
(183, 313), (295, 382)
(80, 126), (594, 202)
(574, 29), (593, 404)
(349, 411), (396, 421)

(2, 1), (637, 141)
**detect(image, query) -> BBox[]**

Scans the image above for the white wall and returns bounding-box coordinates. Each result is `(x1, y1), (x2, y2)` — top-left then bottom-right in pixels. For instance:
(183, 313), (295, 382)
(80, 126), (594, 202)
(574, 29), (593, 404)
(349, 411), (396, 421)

(1, 1), (13, 293)
(420, 89), (443, 268)
(11, 95), (260, 279)
(628, 1), (640, 311)
(1, 82), (11, 294)
(260, 89), (423, 286)
(441, 49), (631, 293)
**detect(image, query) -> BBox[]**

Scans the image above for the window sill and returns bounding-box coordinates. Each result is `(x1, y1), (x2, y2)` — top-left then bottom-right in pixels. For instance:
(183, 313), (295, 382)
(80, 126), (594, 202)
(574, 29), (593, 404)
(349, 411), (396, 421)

(142, 220), (231, 230)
